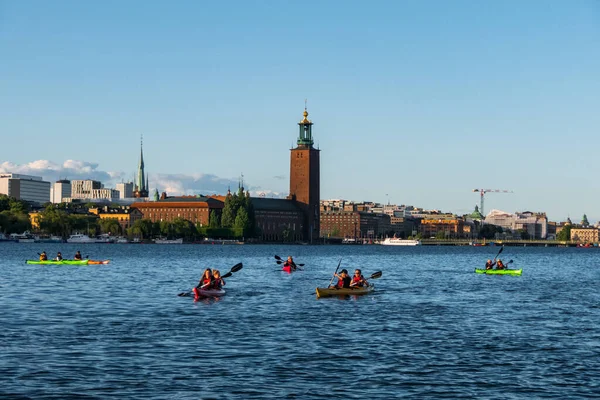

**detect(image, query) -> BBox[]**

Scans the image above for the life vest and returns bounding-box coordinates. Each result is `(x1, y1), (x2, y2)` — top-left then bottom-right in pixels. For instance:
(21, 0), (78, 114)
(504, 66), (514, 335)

(352, 275), (365, 287)
(337, 276), (351, 288)
(40, 254), (47, 261)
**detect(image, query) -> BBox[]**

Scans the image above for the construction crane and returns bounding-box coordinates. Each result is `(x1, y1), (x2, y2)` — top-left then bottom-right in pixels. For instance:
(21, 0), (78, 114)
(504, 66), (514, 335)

(472, 189), (513, 217)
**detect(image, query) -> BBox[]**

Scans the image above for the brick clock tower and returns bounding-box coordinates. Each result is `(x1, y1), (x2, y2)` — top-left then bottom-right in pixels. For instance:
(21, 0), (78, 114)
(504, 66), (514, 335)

(289, 106), (320, 243)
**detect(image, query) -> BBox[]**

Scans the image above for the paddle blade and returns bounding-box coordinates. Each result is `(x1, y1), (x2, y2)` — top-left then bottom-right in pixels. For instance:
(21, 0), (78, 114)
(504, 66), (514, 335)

(370, 271), (383, 279)
(274, 255), (282, 261)
(221, 272), (233, 279)
(177, 291), (189, 297)
(298, 264), (305, 267)
(230, 263), (243, 273)
(276, 260), (283, 264)
(508, 259), (514, 264)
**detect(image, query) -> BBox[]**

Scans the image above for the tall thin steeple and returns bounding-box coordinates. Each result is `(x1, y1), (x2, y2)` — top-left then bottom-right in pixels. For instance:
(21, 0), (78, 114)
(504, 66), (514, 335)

(134, 135), (149, 198)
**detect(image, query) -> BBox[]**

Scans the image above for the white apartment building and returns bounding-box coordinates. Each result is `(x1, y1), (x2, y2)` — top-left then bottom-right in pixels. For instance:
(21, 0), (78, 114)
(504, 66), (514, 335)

(50, 180), (72, 203)
(116, 182), (134, 199)
(0, 173), (51, 204)
(71, 179), (102, 199)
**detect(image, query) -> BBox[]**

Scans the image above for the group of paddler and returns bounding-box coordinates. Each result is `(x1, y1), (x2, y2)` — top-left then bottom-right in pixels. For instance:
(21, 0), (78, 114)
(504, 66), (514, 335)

(483, 246), (515, 271)
(178, 263), (244, 301)
(39, 250), (84, 262)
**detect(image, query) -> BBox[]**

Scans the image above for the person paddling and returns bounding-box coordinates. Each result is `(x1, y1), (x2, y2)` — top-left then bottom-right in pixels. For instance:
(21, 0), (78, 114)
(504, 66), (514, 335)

(39, 251), (48, 261)
(55, 252), (63, 261)
(74, 251), (82, 260)
(496, 259), (505, 270)
(284, 256), (297, 271)
(331, 269), (351, 288)
(485, 259), (496, 270)
(193, 268), (214, 301)
(350, 269), (369, 287)
(212, 269), (226, 290)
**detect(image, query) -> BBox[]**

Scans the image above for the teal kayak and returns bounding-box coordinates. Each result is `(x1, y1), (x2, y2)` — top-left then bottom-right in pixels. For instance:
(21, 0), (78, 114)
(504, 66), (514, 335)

(475, 268), (522, 276)
(26, 260), (89, 265)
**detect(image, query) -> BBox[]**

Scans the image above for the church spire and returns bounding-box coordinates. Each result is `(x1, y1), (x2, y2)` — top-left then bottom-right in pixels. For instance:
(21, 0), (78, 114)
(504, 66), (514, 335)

(134, 136), (149, 198)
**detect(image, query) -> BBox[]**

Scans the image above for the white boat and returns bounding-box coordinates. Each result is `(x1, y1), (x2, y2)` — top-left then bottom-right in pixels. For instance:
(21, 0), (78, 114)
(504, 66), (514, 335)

(10, 231), (37, 243)
(95, 234), (115, 243)
(381, 237), (421, 246)
(37, 235), (64, 243)
(115, 237), (129, 244)
(67, 233), (96, 244)
(154, 238), (183, 244)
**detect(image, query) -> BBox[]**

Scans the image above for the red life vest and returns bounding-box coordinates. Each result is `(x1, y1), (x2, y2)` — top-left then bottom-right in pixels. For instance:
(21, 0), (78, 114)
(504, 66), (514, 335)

(352, 275), (365, 287)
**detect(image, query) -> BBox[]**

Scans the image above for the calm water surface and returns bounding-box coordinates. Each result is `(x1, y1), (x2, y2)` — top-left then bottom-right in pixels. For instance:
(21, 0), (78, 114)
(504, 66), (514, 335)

(1, 243), (599, 399)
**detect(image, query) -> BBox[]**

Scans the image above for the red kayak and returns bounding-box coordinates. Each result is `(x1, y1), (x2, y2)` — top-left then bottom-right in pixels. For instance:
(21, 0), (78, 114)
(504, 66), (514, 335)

(282, 265), (292, 273)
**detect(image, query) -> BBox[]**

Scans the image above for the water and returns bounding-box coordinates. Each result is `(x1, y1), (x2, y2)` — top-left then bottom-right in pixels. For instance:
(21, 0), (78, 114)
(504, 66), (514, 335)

(1, 243), (599, 399)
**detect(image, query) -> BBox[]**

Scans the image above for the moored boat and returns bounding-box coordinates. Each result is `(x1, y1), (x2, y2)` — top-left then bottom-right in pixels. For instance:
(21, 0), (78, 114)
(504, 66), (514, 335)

(67, 234), (95, 244)
(381, 237), (421, 246)
(315, 284), (375, 298)
(154, 238), (183, 244)
(26, 260), (90, 265)
(475, 268), (522, 276)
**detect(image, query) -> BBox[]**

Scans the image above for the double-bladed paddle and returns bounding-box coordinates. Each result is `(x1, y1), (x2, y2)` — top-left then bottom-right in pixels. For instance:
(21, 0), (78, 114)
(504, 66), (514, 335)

(275, 255), (304, 270)
(178, 262), (243, 296)
(328, 258), (343, 287)
(349, 271), (383, 287)
(493, 246), (504, 262)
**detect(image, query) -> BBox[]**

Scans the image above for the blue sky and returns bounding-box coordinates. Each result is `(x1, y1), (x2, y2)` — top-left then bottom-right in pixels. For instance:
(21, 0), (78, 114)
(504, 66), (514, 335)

(1, 1), (599, 222)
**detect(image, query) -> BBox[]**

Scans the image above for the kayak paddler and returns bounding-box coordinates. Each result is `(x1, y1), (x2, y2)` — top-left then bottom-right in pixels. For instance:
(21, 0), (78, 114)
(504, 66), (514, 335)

(74, 251), (82, 260)
(55, 252), (63, 261)
(485, 259), (495, 270)
(39, 251), (48, 261)
(350, 269), (368, 287)
(212, 269), (226, 290)
(284, 256), (297, 271)
(496, 259), (505, 270)
(193, 268), (214, 301)
(331, 269), (351, 288)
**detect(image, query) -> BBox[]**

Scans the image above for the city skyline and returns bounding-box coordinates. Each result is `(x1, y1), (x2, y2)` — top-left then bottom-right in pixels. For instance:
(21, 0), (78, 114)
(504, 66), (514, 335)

(1, 1), (599, 222)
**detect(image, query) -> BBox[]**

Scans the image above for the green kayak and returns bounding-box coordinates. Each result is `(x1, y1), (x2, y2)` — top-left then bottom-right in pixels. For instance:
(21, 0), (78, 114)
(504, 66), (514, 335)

(26, 260), (89, 265)
(475, 268), (522, 276)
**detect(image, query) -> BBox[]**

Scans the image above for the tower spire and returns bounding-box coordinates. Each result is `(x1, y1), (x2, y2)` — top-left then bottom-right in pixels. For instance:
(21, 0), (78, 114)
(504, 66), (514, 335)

(134, 135), (149, 198)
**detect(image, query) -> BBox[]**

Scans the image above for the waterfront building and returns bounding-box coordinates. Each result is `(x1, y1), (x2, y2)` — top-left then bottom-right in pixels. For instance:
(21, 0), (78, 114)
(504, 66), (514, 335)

(484, 209), (548, 239)
(91, 206), (143, 232)
(288, 106), (320, 243)
(133, 138), (149, 198)
(51, 179), (72, 204)
(420, 215), (466, 239)
(0, 173), (51, 205)
(70, 179), (102, 199)
(570, 227), (599, 243)
(116, 182), (134, 199)
(253, 197), (304, 242)
(513, 212), (548, 239)
(321, 209), (391, 240)
(131, 196), (224, 226)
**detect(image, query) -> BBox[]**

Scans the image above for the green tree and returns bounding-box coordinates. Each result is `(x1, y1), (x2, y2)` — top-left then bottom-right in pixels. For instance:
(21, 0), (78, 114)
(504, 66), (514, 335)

(221, 196), (236, 228)
(234, 207), (250, 231)
(0, 210), (31, 233)
(98, 218), (121, 235)
(557, 225), (572, 241)
(209, 210), (220, 228)
(435, 231), (446, 239)
(479, 224), (503, 240)
(38, 206), (71, 237)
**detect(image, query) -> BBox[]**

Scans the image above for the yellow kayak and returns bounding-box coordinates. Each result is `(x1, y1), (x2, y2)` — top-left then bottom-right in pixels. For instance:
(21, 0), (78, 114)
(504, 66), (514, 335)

(315, 284), (374, 298)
